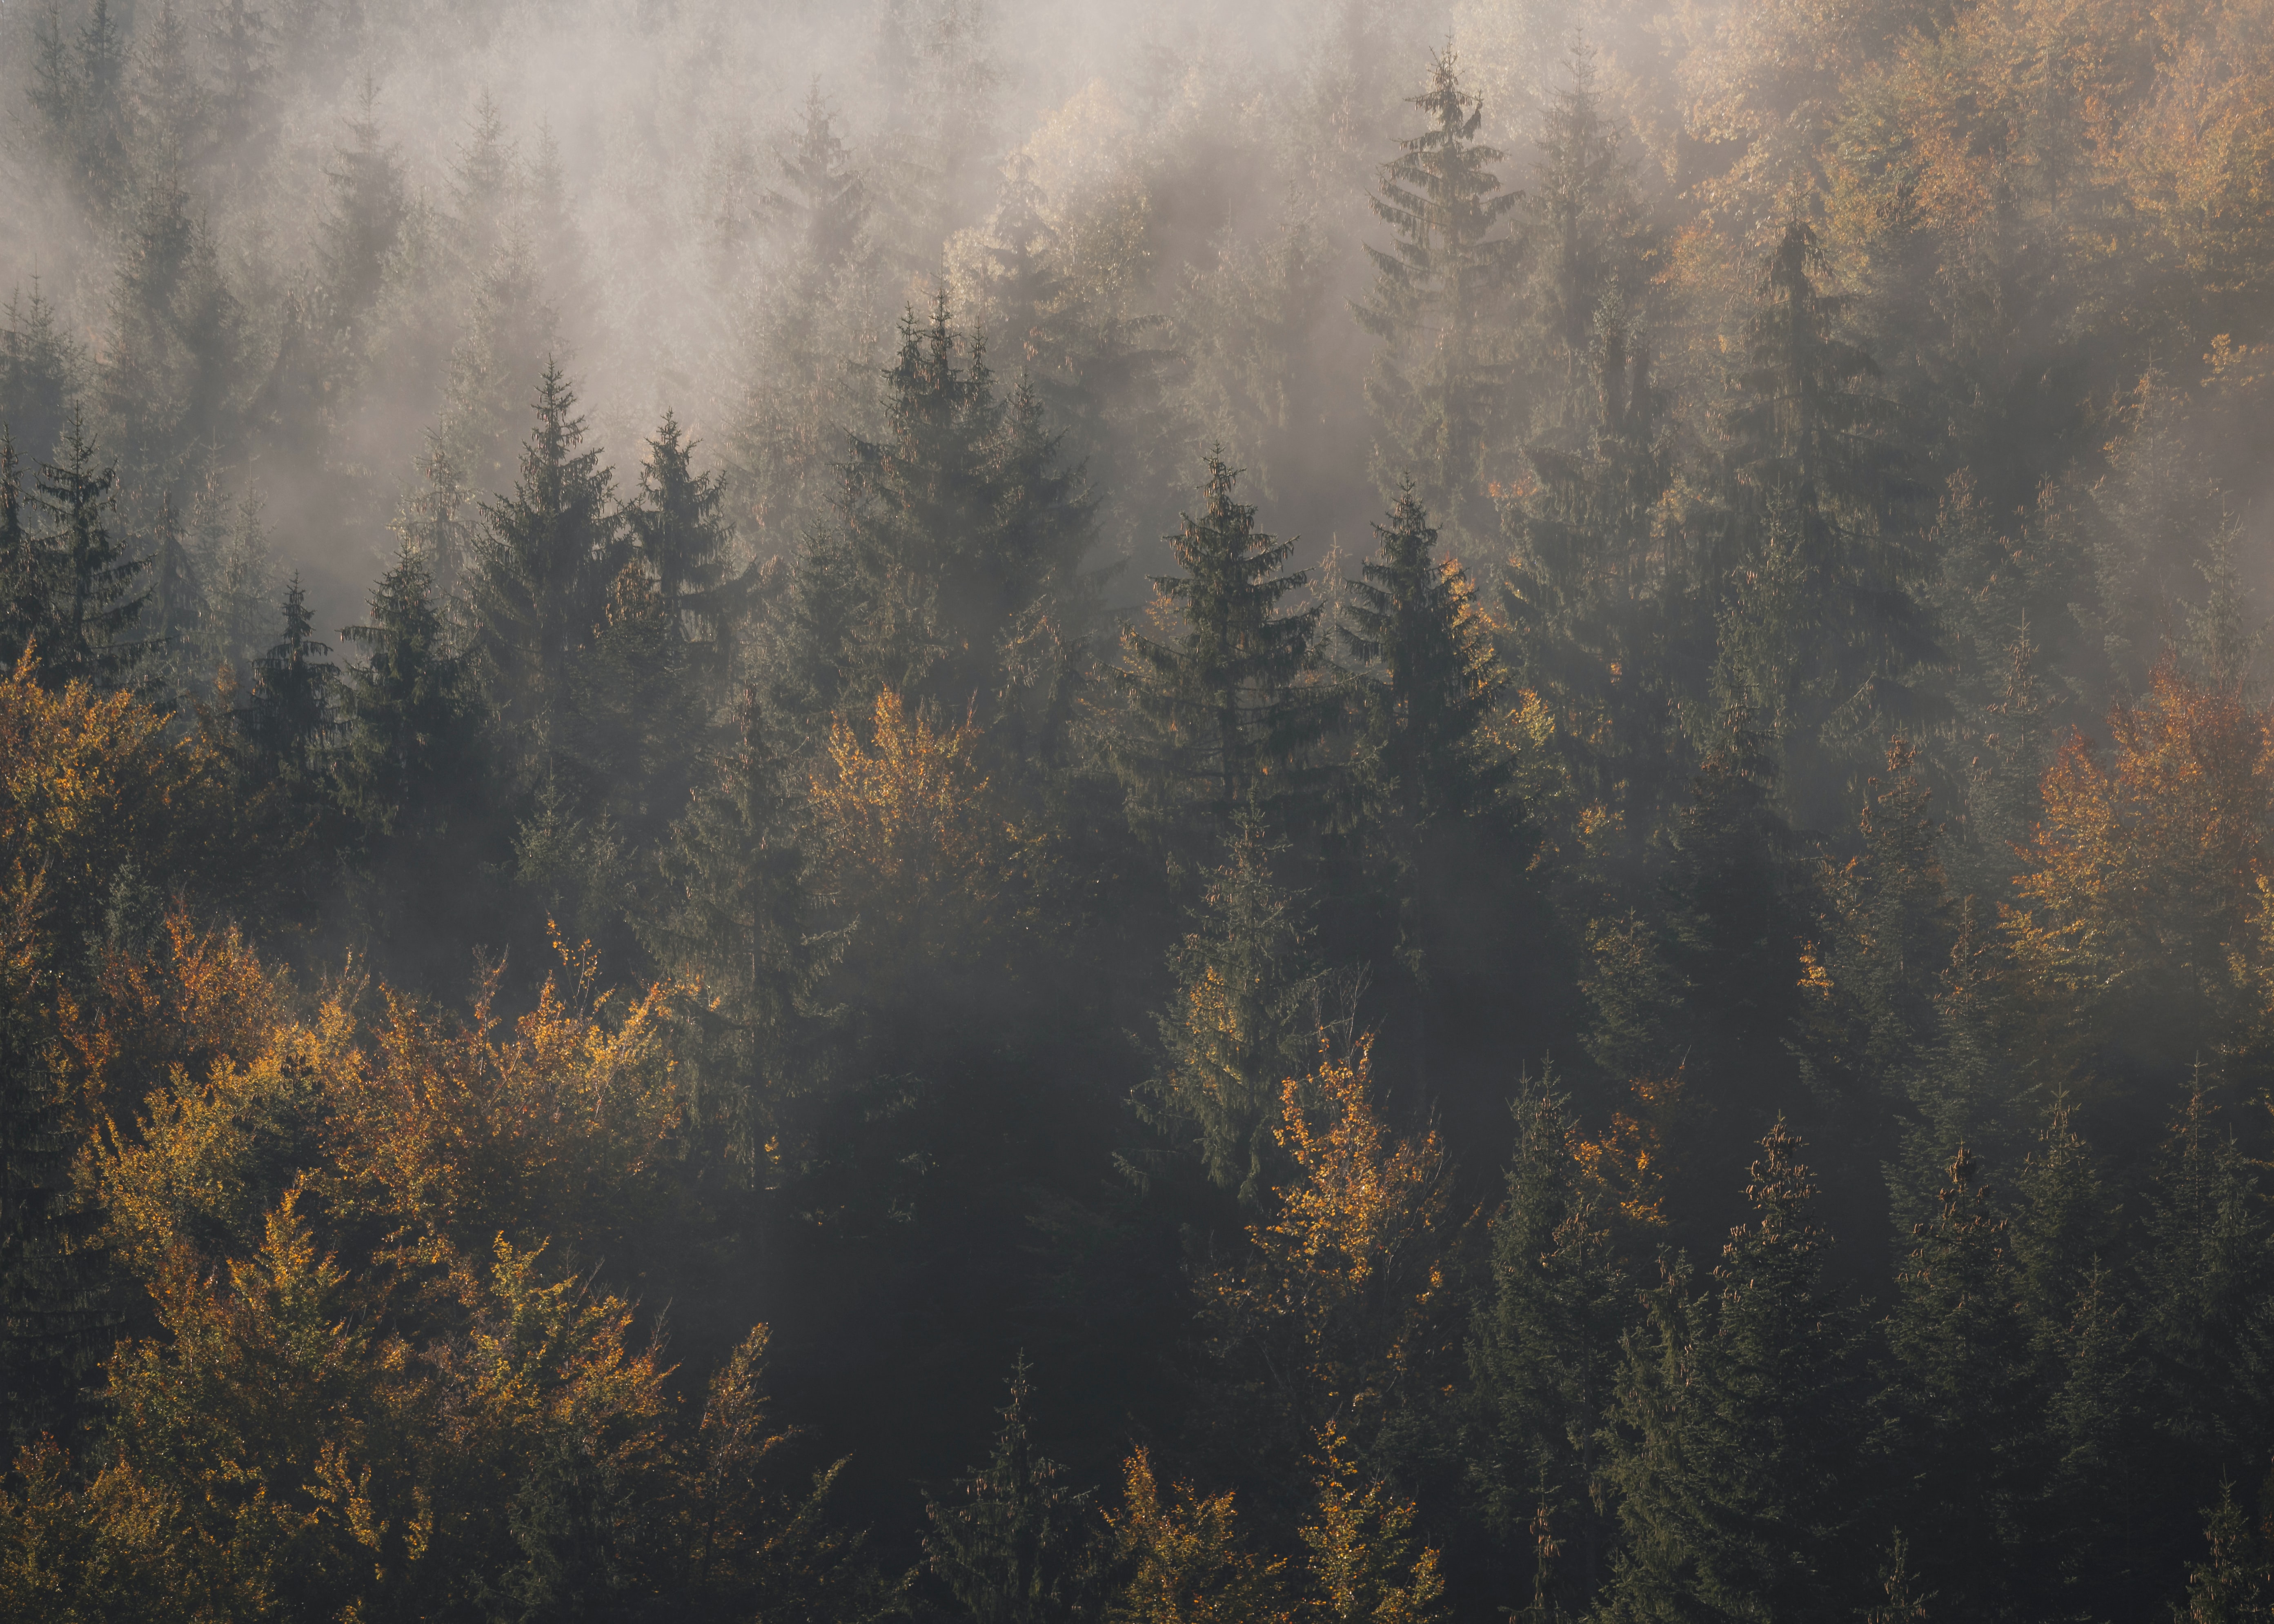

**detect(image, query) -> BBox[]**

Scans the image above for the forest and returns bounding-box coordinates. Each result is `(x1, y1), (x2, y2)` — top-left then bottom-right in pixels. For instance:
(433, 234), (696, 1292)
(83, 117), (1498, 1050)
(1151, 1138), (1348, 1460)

(2, 0), (2274, 1617)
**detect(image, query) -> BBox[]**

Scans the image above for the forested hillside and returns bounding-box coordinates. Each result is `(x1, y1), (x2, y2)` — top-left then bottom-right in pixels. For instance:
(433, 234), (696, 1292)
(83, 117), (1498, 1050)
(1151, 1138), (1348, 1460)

(4, 0), (2274, 1617)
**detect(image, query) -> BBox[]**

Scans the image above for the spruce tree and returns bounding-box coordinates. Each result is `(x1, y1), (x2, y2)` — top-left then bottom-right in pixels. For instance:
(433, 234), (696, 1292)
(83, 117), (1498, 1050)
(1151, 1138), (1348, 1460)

(643, 695), (839, 1179)
(626, 410), (743, 682)
(318, 78), (407, 335)
(466, 361), (623, 762)
(1601, 1122), (1865, 1623)
(0, 430), (50, 669)
(1713, 222), (1932, 816)
(337, 543), (479, 843)
(1114, 453), (1327, 833)
(1355, 51), (1517, 550)
(923, 1360), (1104, 1624)
(1874, 1145), (2047, 1618)
(1340, 478), (1502, 826)
(1467, 1072), (1625, 1606)
(1134, 819), (1317, 1201)
(0, 283), (82, 466)
(243, 575), (338, 784)
(28, 407), (146, 691)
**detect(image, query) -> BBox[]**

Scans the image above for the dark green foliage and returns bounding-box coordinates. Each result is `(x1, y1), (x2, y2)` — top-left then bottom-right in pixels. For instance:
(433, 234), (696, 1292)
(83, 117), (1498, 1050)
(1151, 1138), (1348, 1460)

(337, 544), (480, 842)
(1601, 1122), (1866, 1623)
(1873, 1146), (2045, 1619)
(626, 411), (743, 687)
(243, 576), (337, 783)
(1355, 50), (1517, 549)
(923, 1361), (1104, 1624)
(1467, 1073), (1624, 1605)
(1133, 818), (1316, 1201)
(1114, 453), (1327, 834)
(467, 362), (623, 764)
(0, 285), (81, 467)
(26, 408), (147, 691)
(642, 697), (840, 1178)
(783, 300), (1091, 726)
(1341, 479), (1502, 827)
(318, 79), (407, 334)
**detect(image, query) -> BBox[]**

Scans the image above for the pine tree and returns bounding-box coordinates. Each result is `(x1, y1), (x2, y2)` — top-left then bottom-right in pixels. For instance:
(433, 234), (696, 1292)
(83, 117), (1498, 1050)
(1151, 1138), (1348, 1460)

(145, 491), (202, 697)
(243, 575), (338, 784)
(1340, 479), (1502, 826)
(337, 543), (480, 843)
(924, 1360), (1104, 1624)
(1114, 453), (1327, 833)
(642, 696), (839, 1178)
(128, 1), (208, 179)
(466, 361), (623, 762)
(571, 562), (704, 849)
(1467, 1072), (1625, 1607)
(1601, 1122), (1866, 1623)
(28, 408), (146, 691)
(204, 0), (274, 161)
(1355, 51), (1517, 550)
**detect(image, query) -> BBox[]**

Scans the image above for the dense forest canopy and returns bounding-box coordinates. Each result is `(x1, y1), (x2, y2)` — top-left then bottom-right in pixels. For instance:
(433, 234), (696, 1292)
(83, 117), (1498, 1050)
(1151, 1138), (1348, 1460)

(4, 0), (2274, 1617)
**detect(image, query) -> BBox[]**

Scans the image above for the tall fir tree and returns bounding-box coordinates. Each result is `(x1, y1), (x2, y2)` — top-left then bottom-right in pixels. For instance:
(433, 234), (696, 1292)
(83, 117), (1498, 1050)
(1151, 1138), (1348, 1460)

(626, 411), (743, 686)
(1114, 454), (1327, 835)
(337, 543), (479, 843)
(0, 284), (81, 467)
(1340, 479), (1502, 827)
(466, 361), (623, 766)
(1467, 1073), (1626, 1609)
(923, 1361), (1104, 1624)
(28, 408), (145, 691)
(243, 575), (338, 785)
(1601, 1122), (1866, 1623)
(1355, 51), (1517, 551)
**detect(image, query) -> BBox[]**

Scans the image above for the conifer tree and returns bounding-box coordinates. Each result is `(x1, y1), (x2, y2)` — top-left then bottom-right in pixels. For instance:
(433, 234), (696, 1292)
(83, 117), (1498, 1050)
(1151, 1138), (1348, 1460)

(1601, 1122), (1865, 1622)
(1468, 1073), (1624, 1605)
(1340, 479), (1502, 826)
(626, 411), (743, 682)
(1713, 222), (1932, 813)
(145, 491), (201, 696)
(1115, 454), (1326, 832)
(643, 696), (839, 1178)
(923, 1360), (1104, 1624)
(801, 300), (1090, 722)
(205, 0), (274, 161)
(571, 562), (703, 849)
(28, 408), (145, 691)
(0, 284), (82, 467)
(243, 575), (337, 784)
(0, 431), (50, 668)
(318, 78), (407, 335)
(1135, 820), (1317, 1201)
(337, 543), (479, 843)
(1874, 1145), (2047, 1617)
(1355, 51), (1517, 549)
(466, 362), (623, 761)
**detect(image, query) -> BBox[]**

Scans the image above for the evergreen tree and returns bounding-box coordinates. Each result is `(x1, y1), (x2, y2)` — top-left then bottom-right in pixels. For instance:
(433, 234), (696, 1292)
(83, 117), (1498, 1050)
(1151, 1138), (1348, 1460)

(336, 543), (479, 843)
(1713, 221), (1933, 817)
(318, 78), (408, 335)
(1467, 1072), (1625, 1607)
(1134, 819), (1317, 1202)
(571, 562), (704, 849)
(1340, 479), (1502, 826)
(626, 410), (743, 683)
(28, 408), (146, 691)
(204, 0), (275, 161)
(642, 696), (840, 1179)
(0, 284), (82, 466)
(1601, 1122), (1866, 1623)
(243, 575), (338, 784)
(466, 362), (623, 763)
(0, 431), (51, 669)
(145, 491), (202, 697)
(797, 300), (1091, 723)
(1874, 1145), (2047, 1618)
(1355, 51), (1517, 550)
(924, 1360), (1104, 1624)
(1114, 453), (1327, 833)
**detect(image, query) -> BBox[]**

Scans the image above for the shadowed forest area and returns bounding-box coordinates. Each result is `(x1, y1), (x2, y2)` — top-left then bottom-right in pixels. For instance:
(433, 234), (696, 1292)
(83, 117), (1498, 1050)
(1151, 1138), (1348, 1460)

(6, 0), (2274, 1617)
